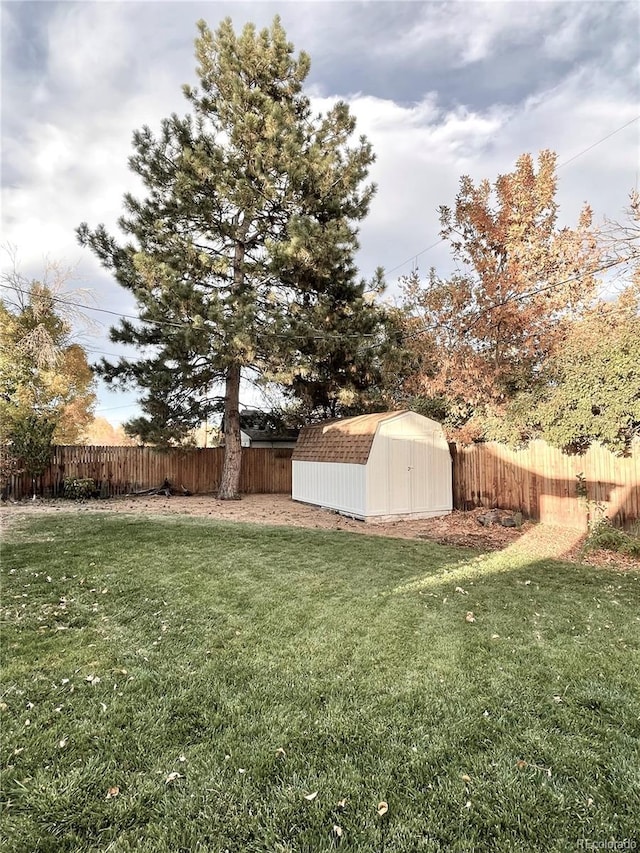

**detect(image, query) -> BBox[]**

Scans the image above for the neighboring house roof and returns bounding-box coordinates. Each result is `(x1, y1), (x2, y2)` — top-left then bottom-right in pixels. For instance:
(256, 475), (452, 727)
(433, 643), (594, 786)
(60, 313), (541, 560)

(223, 410), (299, 445)
(293, 411), (406, 465)
(242, 428), (299, 444)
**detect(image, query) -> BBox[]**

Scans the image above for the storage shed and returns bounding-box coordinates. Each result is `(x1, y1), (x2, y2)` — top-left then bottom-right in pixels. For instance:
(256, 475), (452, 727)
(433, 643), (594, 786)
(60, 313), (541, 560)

(292, 410), (452, 522)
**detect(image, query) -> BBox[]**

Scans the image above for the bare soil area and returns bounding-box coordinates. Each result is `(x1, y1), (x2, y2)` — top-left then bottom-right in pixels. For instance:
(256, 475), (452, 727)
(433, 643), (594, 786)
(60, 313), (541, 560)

(2, 493), (636, 570)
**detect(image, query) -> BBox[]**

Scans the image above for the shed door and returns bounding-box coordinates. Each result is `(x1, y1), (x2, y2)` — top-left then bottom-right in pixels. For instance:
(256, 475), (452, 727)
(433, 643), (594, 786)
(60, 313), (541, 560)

(388, 438), (412, 513)
(387, 438), (434, 514)
(410, 439), (430, 511)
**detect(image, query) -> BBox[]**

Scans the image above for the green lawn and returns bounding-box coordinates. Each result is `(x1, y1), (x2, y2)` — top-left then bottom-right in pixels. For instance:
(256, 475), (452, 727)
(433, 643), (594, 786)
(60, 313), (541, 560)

(1, 513), (639, 852)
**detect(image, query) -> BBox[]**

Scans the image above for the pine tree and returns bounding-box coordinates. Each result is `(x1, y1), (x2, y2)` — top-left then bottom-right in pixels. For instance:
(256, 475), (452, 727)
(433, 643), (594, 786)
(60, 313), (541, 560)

(77, 17), (377, 498)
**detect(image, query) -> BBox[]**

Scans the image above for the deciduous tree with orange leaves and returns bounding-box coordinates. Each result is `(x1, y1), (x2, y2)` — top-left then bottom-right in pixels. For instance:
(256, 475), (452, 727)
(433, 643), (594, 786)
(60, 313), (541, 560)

(400, 150), (600, 440)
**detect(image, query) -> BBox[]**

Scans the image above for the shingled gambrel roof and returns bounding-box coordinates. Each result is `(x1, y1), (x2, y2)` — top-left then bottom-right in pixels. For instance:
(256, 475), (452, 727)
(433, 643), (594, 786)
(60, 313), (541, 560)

(292, 411), (406, 465)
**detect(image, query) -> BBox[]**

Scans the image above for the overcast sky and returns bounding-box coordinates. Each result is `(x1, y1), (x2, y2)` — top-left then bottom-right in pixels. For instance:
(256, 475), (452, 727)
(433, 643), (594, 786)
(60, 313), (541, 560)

(2, 0), (639, 425)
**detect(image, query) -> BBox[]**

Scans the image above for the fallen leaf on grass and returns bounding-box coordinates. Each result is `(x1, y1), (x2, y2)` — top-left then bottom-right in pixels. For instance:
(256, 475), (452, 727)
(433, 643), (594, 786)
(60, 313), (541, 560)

(465, 611), (476, 623)
(337, 798), (347, 809)
(461, 774), (471, 783)
(105, 786), (120, 799)
(377, 801), (388, 816)
(333, 825), (343, 837)
(455, 587), (468, 595)
(85, 675), (100, 687)
(304, 791), (318, 801)
(165, 772), (183, 784)
(516, 759), (551, 777)
(465, 800), (472, 810)
(275, 747), (286, 758)
(58, 738), (67, 748)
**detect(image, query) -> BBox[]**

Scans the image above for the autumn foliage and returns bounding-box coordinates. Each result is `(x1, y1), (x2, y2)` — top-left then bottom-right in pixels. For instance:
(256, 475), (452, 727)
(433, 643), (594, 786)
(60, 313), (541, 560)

(400, 151), (600, 440)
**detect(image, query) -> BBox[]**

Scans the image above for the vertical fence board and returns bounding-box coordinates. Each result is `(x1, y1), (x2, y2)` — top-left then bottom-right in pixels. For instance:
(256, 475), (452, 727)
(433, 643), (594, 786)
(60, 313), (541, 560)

(5, 446), (294, 500)
(452, 440), (640, 530)
(5, 440), (639, 531)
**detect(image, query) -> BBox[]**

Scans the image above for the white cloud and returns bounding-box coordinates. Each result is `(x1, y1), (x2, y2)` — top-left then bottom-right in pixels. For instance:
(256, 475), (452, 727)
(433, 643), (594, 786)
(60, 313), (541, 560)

(377, 2), (557, 66)
(2, 1), (638, 421)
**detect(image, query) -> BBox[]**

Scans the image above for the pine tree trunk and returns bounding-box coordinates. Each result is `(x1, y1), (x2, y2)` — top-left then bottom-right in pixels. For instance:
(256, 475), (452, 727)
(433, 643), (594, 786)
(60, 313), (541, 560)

(219, 220), (247, 500)
(218, 362), (242, 499)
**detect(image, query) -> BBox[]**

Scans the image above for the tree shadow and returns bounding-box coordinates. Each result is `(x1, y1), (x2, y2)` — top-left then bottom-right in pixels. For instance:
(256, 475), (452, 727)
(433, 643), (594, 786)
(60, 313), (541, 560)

(450, 440), (639, 532)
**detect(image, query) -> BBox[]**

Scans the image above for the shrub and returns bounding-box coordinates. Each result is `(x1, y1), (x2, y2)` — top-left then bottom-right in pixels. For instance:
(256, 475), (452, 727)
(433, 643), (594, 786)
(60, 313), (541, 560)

(621, 537), (640, 558)
(63, 477), (96, 500)
(584, 518), (640, 558)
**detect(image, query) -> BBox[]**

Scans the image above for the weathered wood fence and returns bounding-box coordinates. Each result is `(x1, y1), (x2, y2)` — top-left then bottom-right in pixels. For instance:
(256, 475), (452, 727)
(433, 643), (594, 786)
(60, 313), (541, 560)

(451, 440), (640, 530)
(5, 446), (293, 499)
(4, 440), (639, 531)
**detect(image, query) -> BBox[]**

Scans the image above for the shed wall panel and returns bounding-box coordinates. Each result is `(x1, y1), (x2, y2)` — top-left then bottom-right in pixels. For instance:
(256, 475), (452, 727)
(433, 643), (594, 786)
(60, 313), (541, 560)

(293, 411), (452, 521)
(427, 437), (454, 512)
(292, 460), (367, 517)
(377, 411), (443, 438)
(367, 430), (453, 517)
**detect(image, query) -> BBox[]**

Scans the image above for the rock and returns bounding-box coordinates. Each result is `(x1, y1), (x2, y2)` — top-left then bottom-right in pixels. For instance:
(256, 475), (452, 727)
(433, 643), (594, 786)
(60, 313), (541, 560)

(477, 510), (502, 527)
(478, 509), (521, 528)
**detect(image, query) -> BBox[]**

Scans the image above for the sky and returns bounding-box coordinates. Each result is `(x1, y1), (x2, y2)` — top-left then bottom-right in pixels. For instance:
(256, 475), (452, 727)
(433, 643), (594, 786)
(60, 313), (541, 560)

(2, 0), (639, 426)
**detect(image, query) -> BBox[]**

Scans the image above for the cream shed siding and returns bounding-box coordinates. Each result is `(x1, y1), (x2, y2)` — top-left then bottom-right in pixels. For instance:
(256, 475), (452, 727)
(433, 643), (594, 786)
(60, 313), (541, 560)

(292, 460), (367, 517)
(366, 413), (453, 518)
(292, 411), (452, 522)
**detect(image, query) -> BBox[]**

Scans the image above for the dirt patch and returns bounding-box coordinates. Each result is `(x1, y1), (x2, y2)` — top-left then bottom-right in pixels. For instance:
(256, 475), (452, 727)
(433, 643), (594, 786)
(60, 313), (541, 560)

(1, 494), (523, 548)
(1, 493), (636, 569)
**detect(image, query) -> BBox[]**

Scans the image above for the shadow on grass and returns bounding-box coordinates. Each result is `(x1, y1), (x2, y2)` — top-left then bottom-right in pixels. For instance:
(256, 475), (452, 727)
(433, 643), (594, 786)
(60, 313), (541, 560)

(2, 513), (640, 852)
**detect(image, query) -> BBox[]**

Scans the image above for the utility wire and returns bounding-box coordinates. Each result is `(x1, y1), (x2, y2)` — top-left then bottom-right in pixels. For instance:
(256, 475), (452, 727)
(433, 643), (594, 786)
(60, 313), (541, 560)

(384, 239), (445, 276)
(0, 250), (630, 363)
(383, 115), (640, 277)
(557, 115), (640, 169)
(360, 254), (633, 353)
(94, 402), (142, 413)
(0, 282), (380, 341)
(0, 283), (186, 329)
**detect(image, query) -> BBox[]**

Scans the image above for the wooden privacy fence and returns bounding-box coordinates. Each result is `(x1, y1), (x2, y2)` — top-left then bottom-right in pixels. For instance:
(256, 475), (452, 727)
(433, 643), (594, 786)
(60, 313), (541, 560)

(452, 440), (640, 530)
(5, 445), (293, 500)
(5, 440), (640, 531)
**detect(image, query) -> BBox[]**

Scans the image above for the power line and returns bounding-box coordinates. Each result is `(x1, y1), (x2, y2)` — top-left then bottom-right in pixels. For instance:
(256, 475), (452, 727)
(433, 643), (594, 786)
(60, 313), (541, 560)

(0, 282), (380, 341)
(82, 344), (147, 362)
(557, 115), (640, 169)
(383, 115), (640, 278)
(384, 239), (445, 276)
(95, 402), (141, 412)
(459, 257), (630, 337)
(0, 283), (187, 329)
(360, 254), (633, 353)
